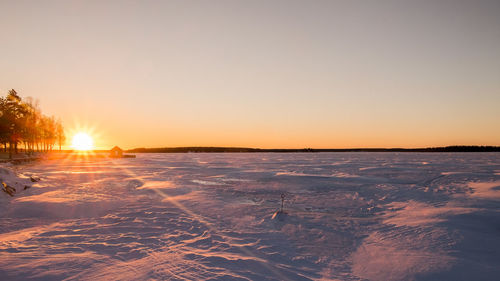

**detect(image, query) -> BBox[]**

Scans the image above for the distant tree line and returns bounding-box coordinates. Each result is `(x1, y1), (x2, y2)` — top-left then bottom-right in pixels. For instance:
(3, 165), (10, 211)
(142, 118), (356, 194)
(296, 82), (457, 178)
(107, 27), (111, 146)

(128, 147), (262, 153)
(128, 146), (500, 153)
(0, 89), (65, 158)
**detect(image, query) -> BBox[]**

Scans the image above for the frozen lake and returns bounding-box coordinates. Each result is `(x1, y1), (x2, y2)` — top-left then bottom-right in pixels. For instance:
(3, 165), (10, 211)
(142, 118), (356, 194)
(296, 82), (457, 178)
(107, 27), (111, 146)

(1, 153), (499, 280)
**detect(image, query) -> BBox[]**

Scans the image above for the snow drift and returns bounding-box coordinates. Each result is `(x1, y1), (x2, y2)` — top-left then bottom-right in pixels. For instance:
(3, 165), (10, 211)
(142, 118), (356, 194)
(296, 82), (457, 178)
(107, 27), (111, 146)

(0, 153), (499, 280)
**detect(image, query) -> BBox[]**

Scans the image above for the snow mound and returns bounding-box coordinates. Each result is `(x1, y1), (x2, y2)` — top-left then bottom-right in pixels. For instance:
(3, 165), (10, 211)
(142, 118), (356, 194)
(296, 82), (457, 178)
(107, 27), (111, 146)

(0, 165), (36, 199)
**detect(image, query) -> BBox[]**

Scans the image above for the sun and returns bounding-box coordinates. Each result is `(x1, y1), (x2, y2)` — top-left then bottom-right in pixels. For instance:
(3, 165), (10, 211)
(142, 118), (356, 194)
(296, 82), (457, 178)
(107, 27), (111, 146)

(72, 132), (94, 151)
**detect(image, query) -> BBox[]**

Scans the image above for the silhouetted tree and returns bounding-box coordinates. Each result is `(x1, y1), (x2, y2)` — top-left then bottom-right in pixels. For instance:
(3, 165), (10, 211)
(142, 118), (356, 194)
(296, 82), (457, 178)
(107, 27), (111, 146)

(0, 89), (65, 158)
(55, 119), (65, 151)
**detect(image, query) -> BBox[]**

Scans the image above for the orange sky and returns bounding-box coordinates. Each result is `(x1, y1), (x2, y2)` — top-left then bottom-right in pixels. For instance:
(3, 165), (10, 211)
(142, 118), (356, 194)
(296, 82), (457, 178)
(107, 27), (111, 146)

(1, 1), (499, 149)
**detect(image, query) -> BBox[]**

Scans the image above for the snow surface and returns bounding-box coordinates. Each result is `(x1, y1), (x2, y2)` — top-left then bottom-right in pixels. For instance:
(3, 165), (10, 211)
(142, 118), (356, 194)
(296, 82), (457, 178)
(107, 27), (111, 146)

(0, 152), (499, 281)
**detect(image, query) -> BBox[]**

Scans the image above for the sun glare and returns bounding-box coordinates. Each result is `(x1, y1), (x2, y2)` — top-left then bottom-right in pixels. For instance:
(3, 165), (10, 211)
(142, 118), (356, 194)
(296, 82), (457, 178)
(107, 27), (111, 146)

(72, 132), (94, 151)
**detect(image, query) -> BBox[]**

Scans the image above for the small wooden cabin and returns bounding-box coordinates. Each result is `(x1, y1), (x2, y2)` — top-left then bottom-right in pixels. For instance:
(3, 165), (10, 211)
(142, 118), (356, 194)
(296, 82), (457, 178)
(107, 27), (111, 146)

(110, 146), (123, 158)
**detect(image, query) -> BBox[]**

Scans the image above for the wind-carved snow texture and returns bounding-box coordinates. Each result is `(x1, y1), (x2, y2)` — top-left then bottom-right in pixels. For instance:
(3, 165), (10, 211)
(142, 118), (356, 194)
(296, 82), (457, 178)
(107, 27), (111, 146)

(0, 153), (499, 280)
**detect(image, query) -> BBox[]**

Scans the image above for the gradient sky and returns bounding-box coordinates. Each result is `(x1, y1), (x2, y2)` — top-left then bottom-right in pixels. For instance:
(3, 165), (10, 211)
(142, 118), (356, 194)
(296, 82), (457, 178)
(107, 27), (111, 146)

(1, 0), (499, 149)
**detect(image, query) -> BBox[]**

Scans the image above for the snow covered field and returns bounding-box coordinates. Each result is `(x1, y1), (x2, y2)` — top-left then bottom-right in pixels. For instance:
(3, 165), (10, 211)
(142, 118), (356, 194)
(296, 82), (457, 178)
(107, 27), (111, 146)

(1, 153), (499, 281)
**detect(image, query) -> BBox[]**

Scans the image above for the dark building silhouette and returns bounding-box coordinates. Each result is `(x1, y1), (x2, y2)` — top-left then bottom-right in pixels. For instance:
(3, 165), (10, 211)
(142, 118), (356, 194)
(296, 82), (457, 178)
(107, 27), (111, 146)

(110, 146), (123, 158)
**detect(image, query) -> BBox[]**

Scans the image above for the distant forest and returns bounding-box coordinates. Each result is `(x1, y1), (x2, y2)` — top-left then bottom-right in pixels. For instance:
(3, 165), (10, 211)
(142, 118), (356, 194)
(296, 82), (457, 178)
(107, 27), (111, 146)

(0, 89), (65, 158)
(128, 146), (500, 153)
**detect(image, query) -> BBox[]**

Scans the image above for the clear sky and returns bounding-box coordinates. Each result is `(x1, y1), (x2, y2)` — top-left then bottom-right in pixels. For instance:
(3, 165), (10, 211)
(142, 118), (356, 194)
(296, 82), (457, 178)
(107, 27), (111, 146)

(1, 0), (499, 149)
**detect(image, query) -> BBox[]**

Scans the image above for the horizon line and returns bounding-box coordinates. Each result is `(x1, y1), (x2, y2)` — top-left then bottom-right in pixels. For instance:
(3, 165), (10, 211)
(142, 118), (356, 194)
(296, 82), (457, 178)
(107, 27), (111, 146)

(56, 145), (500, 153)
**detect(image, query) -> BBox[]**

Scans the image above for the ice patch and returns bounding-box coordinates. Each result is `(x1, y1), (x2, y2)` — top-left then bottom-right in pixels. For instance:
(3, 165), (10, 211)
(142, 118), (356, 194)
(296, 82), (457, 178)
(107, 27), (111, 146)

(191, 179), (222, 186)
(138, 180), (174, 189)
(220, 178), (251, 182)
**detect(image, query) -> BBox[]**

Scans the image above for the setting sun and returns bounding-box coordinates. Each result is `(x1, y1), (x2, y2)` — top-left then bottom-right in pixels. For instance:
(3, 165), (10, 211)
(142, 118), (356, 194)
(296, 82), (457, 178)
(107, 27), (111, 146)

(71, 132), (94, 151)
